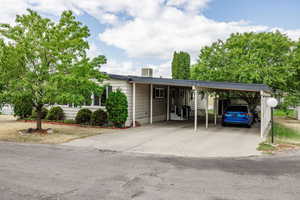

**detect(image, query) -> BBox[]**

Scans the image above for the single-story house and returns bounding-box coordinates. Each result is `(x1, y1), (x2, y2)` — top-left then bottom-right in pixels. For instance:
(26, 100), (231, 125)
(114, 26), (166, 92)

(58, 69), (273, 138)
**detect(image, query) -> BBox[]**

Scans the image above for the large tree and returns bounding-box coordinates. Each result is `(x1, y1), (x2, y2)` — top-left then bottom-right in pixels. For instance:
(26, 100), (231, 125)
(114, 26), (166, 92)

(191, 31), (296, 109)
(0, 10), (107, 130)
(171, 51), (191, 79)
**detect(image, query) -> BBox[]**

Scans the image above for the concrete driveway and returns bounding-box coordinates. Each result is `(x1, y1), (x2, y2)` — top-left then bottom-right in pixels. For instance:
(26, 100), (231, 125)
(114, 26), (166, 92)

(64, 121), (262, 157)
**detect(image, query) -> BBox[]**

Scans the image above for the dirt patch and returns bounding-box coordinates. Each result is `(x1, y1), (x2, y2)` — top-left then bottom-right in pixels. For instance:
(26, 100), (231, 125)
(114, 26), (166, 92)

(0, 115), (112, 144)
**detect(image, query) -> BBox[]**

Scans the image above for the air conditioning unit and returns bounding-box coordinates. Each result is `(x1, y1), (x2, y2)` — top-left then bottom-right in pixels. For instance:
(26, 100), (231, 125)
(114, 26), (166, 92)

(141, 68), (153, 77)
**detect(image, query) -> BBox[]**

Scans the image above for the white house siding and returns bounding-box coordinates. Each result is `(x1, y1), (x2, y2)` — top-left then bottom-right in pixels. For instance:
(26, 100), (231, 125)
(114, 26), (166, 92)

(53, 105), (104, 120)
(56, 79), (133, 126)
(190, 96), (206, 110)
(134, 84), (150, 124)
(103, 79), (133, 126)
(152, 86), (167, 122)
(0, 104), (13, 115)
(127, 83), (168, 125)
(297, 106), (300, 120)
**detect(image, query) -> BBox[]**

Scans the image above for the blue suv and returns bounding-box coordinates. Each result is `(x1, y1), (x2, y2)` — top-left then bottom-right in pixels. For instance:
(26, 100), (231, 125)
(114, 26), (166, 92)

(222, 105), (254, 128)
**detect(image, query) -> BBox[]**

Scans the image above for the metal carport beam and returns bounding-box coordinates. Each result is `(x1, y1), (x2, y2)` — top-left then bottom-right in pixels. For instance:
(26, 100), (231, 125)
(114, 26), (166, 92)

(193, 86), (198, 132)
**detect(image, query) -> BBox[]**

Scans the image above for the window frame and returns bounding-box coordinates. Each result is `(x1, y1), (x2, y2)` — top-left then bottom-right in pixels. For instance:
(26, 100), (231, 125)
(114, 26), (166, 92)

(153, 87), (165, 99)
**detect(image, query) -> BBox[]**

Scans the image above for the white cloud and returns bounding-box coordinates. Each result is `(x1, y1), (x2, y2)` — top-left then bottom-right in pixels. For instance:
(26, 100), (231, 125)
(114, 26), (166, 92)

(100, 11), (269, 59)
(1, 0), (300, 77)
(101, 59), (171, 78)
(0, 0), (28, 24)
(101, 60), (138, 76)
(167, 0), (211, 13)
(87, 42), (102, 58)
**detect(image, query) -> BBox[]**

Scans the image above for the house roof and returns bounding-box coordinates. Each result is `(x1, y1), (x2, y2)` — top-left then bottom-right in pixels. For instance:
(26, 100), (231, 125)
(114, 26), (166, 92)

(107, 73), (272, 93)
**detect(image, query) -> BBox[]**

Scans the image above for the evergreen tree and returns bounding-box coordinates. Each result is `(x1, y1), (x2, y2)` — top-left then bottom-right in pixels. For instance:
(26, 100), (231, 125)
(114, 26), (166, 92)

(171, 51), (190, 79)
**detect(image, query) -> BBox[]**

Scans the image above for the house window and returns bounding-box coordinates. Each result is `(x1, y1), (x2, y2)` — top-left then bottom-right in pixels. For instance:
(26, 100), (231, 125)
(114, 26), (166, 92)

(94, 94), (100, 106)
(85, 95), (92, 106)
(100, 86), (112, 106)
(84, 86), (113, 107)
(154, 87), (165, 99)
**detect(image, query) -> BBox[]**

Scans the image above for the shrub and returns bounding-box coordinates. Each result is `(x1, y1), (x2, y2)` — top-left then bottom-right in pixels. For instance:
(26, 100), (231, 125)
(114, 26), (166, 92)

(75, 108), (92, 124)
(47, 106), (65, 121)
(105, 89), (128, 127)
(31, 107), (48, 119)
(12, 95), (33, 119)
(91, 109), (108, 126)
(63, 119), (76, 124)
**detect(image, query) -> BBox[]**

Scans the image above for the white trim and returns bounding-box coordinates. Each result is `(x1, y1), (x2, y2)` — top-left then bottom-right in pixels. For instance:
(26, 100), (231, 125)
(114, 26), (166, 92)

(91, 94), (94, 106)
(167, 86), (170, 121)
(133, 82), (136, 127)
(106, 86), (109, 99)
(150, 84), (153, 124)
(205, 93), (208, 129)
(194, 89), (198, 132)
(214, 96), (218, 125)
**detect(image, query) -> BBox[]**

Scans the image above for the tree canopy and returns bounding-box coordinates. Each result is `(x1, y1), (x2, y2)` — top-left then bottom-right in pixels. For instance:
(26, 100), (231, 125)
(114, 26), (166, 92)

(171, 51), (191, 79)
(191, 31), (299, 109)
(0, 9), (107, 130)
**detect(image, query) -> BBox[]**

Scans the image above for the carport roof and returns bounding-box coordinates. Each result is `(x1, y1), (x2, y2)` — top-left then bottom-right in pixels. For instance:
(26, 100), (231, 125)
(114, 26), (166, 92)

(107, 73), (272, 92)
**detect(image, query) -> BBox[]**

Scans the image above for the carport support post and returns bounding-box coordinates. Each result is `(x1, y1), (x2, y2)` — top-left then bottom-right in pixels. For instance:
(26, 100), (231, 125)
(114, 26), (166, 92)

(205, 93), (208, 129)
(150, 84), (153, 124)
(133, 82), (136, 127)
(194, 87), (198, 132)
(260, 91), (264, 138)
(167, 86), (170, 121)
(214, 96), (218, 125)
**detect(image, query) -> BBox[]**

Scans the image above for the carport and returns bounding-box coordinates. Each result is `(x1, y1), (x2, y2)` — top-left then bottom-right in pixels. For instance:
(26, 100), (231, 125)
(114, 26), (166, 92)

(127, 76), (272, 138)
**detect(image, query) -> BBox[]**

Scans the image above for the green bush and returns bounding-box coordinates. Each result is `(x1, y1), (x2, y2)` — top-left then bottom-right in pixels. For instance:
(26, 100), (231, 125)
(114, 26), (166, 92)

(105, 89), (128, 127)
(31, 107), (48, 120)
(47, 106), (64, 121)
(91, 109), (108, 126)
(274, 108), (296, 118)
(75, 108), (92, 124)
(13, 95), (33, 119)
(63, 119), (76, 124)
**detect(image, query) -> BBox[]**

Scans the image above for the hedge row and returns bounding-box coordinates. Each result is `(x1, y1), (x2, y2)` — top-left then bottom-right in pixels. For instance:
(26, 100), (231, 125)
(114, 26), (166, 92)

(75, 108), (108, 126)
(15, 90), (128, 127)
(22, 107), (109, 126)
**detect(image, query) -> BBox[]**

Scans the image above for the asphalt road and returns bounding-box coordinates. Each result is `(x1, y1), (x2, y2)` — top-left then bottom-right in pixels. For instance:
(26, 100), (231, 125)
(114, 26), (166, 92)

(0, 142), (300, 200)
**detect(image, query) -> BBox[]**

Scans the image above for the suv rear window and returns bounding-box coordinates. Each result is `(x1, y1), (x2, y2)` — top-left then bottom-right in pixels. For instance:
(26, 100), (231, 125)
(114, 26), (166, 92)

(226, 106), (248, 112)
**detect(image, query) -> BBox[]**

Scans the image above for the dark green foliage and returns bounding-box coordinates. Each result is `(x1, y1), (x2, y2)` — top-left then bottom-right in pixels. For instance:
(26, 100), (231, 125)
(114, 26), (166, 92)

(91, 109), (108, 126)
(75, 108), (92, 124)
(47, 106), (65, 121)
(191, 31), (298, 109)
(0, 10), (106, 130)
(32, 107), (48, 120)
(12, 95), (33, 119)
(106, 89), (128, 127)
(192, 32), (294, 92)
(172, 51), (191, 80)
(63, 119), (76, 124)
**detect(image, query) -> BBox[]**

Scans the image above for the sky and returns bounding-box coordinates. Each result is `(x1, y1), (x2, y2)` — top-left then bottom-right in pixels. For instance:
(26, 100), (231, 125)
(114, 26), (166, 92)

(1, 0), (300, 77)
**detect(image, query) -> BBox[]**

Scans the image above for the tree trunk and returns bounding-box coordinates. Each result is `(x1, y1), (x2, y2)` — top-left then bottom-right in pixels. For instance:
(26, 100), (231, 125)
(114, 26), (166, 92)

(36, 106), (43, 130)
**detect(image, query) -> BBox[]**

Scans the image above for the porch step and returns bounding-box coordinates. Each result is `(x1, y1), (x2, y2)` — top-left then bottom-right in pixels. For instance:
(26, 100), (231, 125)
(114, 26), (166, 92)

(170, 113), (185, 121)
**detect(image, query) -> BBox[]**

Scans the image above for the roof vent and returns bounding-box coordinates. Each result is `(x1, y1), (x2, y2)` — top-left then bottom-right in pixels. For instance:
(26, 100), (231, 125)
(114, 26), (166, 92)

(141, 68), (153, 77)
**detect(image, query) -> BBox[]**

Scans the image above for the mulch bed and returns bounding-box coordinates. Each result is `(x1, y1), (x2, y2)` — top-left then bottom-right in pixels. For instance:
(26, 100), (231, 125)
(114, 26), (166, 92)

(18, 120), (130, 130)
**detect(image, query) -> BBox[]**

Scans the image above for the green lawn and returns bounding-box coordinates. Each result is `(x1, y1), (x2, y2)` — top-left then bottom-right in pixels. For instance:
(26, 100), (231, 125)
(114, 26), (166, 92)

(273, 123), (300, 142)
(274, 109), (297, 119)
(257, 122), (300, 153)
